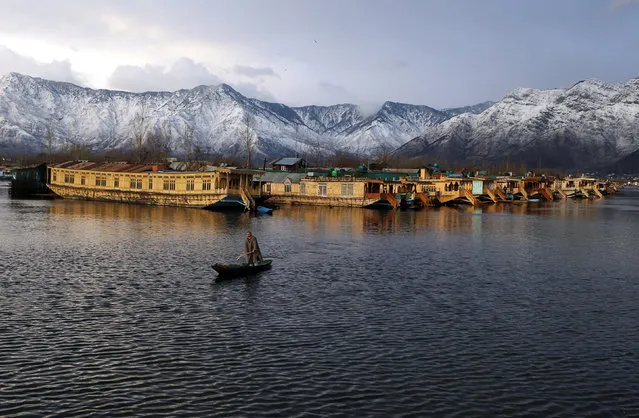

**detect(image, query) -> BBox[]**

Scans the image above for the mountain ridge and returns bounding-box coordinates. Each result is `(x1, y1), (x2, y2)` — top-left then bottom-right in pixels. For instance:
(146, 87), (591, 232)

(395, 78), (639, 169)
(2, 72), (638, 170)
(0, 72), (492, 160)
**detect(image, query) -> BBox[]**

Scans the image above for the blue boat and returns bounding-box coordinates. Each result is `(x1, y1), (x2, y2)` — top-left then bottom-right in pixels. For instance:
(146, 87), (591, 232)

(256, 206), (273, 214)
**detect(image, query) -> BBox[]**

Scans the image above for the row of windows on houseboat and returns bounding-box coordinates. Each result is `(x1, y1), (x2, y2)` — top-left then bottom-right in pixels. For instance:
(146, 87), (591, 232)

(267, 182), (356, 197)
(52, 171), (250, 191)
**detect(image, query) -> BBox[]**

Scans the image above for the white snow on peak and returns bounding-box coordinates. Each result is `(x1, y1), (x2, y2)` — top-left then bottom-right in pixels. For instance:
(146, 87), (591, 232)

(397, 77), (639, 168)
(2, 73), (489, 158)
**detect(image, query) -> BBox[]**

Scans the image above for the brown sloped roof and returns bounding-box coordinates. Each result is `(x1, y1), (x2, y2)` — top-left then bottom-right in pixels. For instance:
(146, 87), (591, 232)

(53, 161), (166, 172)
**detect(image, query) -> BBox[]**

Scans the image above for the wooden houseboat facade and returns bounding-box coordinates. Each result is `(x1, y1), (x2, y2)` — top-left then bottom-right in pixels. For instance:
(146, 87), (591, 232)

(560, 176), (603, 199)
(47, 161), (263, 210)
(43, 161), (619, 211)
(261, 172), (397, 208)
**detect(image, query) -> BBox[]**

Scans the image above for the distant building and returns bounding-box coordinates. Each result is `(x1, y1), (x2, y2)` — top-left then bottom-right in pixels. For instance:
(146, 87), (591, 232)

(271, 157), (306, 171)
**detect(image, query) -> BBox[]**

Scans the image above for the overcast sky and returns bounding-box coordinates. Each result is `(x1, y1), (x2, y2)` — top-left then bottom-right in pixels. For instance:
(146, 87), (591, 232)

(0, 0), (638, 109)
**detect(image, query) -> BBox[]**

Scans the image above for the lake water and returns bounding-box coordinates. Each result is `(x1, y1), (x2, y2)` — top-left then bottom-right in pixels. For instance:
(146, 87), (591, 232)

(1, 182), (638, 417)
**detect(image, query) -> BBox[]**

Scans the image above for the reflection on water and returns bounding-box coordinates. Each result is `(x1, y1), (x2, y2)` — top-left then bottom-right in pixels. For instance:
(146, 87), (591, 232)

(1, 190), (639, 417)
(39, 194), (617, 239)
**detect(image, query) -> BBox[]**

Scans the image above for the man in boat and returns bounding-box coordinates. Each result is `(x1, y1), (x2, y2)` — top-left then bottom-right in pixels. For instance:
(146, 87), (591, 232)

(244, 231), (263, 265)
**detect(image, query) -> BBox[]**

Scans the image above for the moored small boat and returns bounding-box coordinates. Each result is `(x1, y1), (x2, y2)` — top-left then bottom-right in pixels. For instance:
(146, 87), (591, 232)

(212, 259), (272, 279)
(256, 205), (273, 214)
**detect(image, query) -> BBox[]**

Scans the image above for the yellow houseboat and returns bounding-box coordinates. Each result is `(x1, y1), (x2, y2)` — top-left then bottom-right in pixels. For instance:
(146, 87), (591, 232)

(260, 171), (399, 208)
(560, 176), (603, 199)
(47, 161), (263, 210)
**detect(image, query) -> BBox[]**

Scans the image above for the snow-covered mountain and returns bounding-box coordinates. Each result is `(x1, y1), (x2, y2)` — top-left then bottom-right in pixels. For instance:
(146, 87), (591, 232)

(9, 72), (635, 170)
(0, 72), (489, 160)
(337, 102), (448, 154)
(0, 73), (318, 158)
(396, 79), (639, 169)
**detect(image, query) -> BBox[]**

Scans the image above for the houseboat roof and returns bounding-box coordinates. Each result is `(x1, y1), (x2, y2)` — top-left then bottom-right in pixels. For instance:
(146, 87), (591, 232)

(51, 161), (165, 172)
(272, 157), (304, 166)
(51, 161), (264, 175)
(256, 172), (307, 183)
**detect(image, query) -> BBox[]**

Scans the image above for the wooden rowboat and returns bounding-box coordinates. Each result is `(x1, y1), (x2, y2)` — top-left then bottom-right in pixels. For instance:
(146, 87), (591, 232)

(212, 259), (272, 279)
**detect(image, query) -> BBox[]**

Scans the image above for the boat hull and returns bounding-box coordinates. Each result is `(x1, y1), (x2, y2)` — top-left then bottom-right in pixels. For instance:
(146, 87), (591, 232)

(212, 259), (272, 279)
(48, 183), (234, 208)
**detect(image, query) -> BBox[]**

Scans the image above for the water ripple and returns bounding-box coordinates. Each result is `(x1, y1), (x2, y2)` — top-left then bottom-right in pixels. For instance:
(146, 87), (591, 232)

(1, 193), (639, 416)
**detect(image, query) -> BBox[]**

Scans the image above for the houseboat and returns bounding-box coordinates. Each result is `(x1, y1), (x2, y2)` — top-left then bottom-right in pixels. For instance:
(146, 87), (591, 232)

(256, 163), (619, 210)
(47, 161), (263, 210)
(260, 170), (397, 208)
(401, 168), (508, 207)
(560, 176), (602, 199)
(9, 163), (56, 198)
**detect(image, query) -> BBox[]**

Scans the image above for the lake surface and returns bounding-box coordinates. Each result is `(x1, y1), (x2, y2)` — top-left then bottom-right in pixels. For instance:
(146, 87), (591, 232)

(1, 182), (638, 417)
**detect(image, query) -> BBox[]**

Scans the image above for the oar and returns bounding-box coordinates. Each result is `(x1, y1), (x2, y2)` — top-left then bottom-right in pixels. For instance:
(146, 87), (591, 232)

(236, 251), (254, 261)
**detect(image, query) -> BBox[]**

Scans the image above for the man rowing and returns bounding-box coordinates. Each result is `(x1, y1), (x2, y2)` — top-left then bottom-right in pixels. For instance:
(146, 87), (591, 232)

(244, 231), (263, 266)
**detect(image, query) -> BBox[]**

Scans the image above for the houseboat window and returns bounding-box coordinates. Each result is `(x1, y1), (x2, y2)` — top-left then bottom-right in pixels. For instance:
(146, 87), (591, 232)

(265, 184), (271, 193)
(81, 176), (86, 185)
(340, 183), (354, 197)
(149, 178), (153, 189)
(95, 176), (106, 187)
(284, 181), (291, 193)
(114, 177), (119, 188)
(163, 179), (176, 190)
(203, 179), (211, 190)
(53, 172), (57, 182)
(64, 174), (75, 184)
(186, 179), (195, 191)
(318, 183), (327, 197)
(130, 178), (142, 189)
(300, 183), (306, 194)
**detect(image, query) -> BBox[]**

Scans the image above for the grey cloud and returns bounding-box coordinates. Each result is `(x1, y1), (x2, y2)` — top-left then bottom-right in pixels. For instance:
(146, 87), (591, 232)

(233, 65), (279, 78)
(108, 57), (222, 92)
(2, 1), (639, 109)
(234, 82), (277, 102)
(0, 45), (85, 85)
(107, 56), (277, 101)
(312, 81), (359, 106)
(318, 81), (349, 96)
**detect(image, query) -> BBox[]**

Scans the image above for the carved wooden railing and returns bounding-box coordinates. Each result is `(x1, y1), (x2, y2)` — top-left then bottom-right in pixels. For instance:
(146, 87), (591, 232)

(381, 193), (399, 209)
(239, 187), (255, 210)
(416, 192), (431, 207)
(540, 188), (555, 201)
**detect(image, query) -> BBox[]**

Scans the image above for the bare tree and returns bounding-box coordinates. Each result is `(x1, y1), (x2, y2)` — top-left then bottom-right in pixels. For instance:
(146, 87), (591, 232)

(144, 121), (173, 162)
(46, 121), (55, 157)
(373, 143), (394, 167)
(131, 103), (149, 162)
(294, 123), (301, 157)
(180, 121), (195, 161)
(239, 113), (256, 168)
